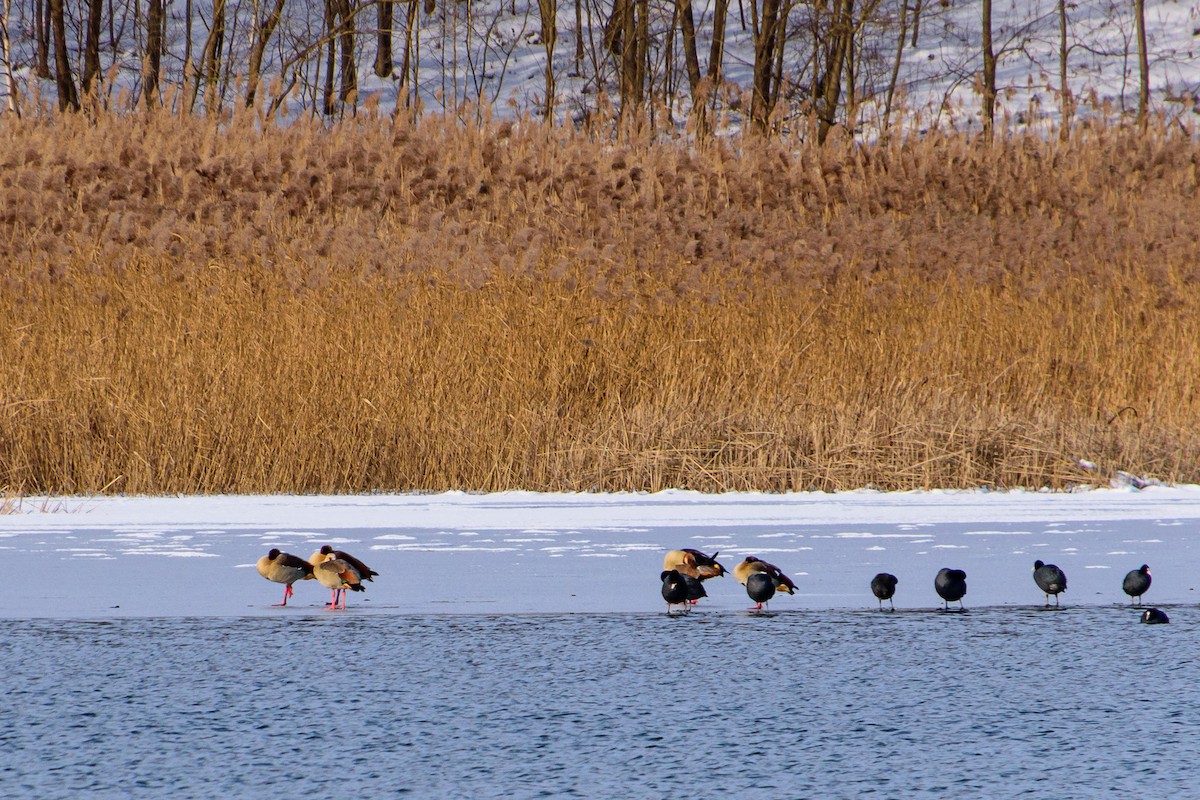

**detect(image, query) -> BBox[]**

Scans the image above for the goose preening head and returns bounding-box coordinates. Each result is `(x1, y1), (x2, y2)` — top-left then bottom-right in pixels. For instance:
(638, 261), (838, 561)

(745, 572), (776, 611)
(1122, 565), (1152, 606)
(662, 549), (727, 581)
(870, 573), (898, 611)
(309, 546), (379, 582)
(256, 549), (315, 606)
(314, 553), (367, 610)
(734, 557), (797, 596)
(1140, 608), (1169, 625)
(934, 568), (967, 611)
(1032, 561), (1068, 608)
(661, 569), (691, 613)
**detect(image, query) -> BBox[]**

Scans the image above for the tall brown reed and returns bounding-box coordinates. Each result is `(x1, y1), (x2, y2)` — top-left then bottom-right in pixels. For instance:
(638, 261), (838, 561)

(1, 110), (1198, 494)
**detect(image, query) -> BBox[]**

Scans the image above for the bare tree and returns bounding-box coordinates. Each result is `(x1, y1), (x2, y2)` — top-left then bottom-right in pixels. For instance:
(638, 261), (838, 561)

(677, 0), (701, 97)
(536, 0), (557, 117)
(34, 0), (50, 79)
(1057, 0), (1071, 133)
(144, 0), (165, 105)
(81, 0), (104, 96)
(981, 0), (996, 138)
(247, 0), (288, 108)
(1133, 0), (1148, 125)
(376, 0), (395, 77)
(48, 0), (79, 111)
(708, 0), (730, 86)
(750, 0), (784, 130)
(883, 0), (911, 132)
(816, 0), (854, 143)
(1, 0), (18, 115)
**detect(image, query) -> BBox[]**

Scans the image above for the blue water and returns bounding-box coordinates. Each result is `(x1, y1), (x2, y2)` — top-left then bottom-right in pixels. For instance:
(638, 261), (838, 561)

(1, 606), (1191, 798)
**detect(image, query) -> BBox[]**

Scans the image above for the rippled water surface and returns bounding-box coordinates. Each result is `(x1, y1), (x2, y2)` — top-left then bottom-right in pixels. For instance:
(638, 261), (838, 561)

(2, 607), (1192, 798)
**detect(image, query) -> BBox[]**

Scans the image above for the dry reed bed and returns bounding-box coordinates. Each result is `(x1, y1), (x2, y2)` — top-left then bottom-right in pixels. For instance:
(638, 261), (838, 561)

(1, 112), (1198, 493)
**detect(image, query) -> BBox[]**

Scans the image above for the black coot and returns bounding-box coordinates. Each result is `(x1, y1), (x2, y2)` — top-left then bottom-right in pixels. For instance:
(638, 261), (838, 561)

(746, 572), (776, 610)
(682, 573), (708, 604)
(1140, 608), (1169, 624)
(1122, 564), (1152, 605)
(1032, 560), (1067, 607)
(661, 569), (690, 612)
(934, 568), (967, 611)
(870, 573), (898, 611)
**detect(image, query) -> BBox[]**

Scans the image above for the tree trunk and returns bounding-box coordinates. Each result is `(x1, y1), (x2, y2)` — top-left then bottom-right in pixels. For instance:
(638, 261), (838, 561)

(883, 0), (909, 132)
(1134, 0), (1148, 125)
(981, 0), (996, 139)
(1057, 0), (1070, 134)
(144, 0), (164, 106)
(816, 0), (852, 143)
(574, 0), (583, 72)
(34, 0), (50, 79)
(1, 0), (19, 115)
(323, 0), (337, 114)
(750, 0), (783, 130)
(536, 0), (557, 118)
(398, 0), (419, 109)
(337, 0), (357, 105)
(677, 0), (701, 97)
(81, 0), (104, 96)
(247, 0), (287, 108)
(708, 0), (729, 85)
(619, 0), (637, 113)
(605, 0), (626, 56)
(197, 0), (226, 113)
(376, 0), (394, 77)
(48, 0), (78, 111)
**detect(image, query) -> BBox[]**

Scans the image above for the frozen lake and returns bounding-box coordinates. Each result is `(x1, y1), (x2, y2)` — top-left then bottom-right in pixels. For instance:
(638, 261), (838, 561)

(2, 488), (1198, 796)
(2, 488), (1199, 615)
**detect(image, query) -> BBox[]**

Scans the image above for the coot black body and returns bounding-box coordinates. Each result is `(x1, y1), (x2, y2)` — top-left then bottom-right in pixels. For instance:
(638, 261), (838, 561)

(1140, 608), (1169, 624)
(870, 573), (898, 611)
(934, 568), (967, 611)
(1123, 565), (1152, 605)
(746, 572), (777, 610)
(1033, 560), (1067, 607)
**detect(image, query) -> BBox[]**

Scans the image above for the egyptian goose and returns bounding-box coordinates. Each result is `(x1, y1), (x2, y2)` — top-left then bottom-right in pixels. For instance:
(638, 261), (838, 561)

(662, 549), (726, 581)
(309, 545), (379, 582)
(256, 549), (314, 606)
(314, 553), (367, 609)
(734, 557), (797, 596)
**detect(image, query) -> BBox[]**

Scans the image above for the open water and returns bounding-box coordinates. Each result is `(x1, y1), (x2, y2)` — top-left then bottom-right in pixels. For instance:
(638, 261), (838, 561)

(1, 605), (1191, 798)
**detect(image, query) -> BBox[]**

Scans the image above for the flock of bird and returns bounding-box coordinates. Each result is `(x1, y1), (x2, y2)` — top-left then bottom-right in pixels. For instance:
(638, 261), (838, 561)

(256, 545), (378, 609)
(661, 549), (1170, 623)
(257, 543), (1167, 623)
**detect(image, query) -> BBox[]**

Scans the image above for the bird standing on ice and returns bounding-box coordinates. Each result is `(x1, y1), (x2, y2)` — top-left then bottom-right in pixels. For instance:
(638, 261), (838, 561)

(734, 557), (797, 606)
(315, 554), (367, 609)
(662, 549), (727, 581)
(870, 573), (898, 611)
(934, 568), (967, 611)
(309, 545), (379, 582)
(745, 572), (777, 611)
(256, 549), (314, 606)
(1122, 564), (1151, 606)
(661, 570), (691, 614)
(1032, 560), (1067, 607)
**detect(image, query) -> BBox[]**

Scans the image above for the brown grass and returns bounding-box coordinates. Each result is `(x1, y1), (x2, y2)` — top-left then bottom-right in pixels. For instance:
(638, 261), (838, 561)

(2, 109), (1199, 494)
